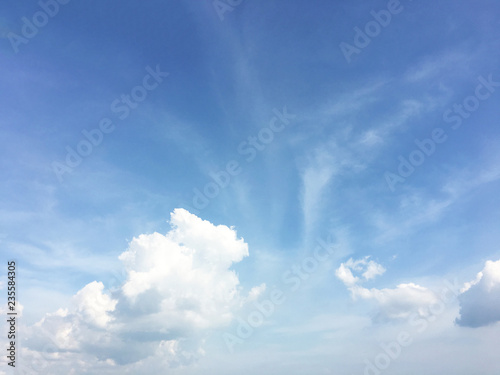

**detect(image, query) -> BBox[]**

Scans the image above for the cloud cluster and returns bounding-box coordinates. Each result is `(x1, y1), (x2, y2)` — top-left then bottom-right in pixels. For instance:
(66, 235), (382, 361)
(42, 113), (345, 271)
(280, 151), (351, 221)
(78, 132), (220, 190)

(350, 282), (440, 321)
(337, 257), (500, 327)
(336, 257), (440, 321)
(21, 209), (256, 373)
(335, 256), (386, 286)
(457, 259), (500, 327)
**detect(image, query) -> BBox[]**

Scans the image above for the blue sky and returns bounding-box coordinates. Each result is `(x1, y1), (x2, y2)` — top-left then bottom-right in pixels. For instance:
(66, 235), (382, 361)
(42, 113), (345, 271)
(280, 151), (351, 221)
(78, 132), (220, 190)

(1, 0), (500, 374)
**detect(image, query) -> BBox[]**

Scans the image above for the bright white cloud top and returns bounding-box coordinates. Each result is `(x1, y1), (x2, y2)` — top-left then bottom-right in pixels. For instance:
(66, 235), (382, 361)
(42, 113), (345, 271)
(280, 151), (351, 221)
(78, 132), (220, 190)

(119, 208), (250, 330)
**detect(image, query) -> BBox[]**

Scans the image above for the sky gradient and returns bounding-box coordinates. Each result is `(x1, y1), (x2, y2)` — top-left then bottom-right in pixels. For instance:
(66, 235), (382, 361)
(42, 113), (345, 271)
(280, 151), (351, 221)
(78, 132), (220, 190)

(1, 0), (500, 374)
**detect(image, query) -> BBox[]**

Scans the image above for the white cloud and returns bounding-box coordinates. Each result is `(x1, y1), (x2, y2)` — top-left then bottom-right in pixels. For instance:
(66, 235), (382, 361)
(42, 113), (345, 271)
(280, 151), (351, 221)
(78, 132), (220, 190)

(335, 263), (359, 286)
(335, 257), (386, 285)
(457, 259), (500, 327)
(21, 209), (258, 373)
(362, 260), (386, 280)
(73, 281), (117, 328)
(119, 208), (250, 331)
(336, 258), (441, 321)
(351, 283), (440, 321)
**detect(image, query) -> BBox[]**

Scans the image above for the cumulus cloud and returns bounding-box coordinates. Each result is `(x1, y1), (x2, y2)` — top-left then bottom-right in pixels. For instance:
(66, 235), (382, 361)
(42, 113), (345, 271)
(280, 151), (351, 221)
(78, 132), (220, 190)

(336, 257), (440, 321)
(350, 283), (440, 321)
(456, 259), (500, 327)
(335, 263), (359, 286)
(362, 260), (386, 280)
(118, 208), (250, 331)
(21, 209), (258, 373)
(74, 281), (117, 328)
(335, 256), (385, 286)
